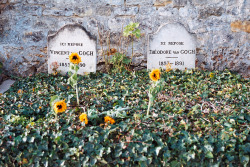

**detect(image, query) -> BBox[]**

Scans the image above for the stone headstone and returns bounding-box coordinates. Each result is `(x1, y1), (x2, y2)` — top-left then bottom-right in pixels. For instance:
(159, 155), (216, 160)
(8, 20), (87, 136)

(48, 24), (96, 75)
(147, 23), (196, 70)
(0, 79), (15, 94)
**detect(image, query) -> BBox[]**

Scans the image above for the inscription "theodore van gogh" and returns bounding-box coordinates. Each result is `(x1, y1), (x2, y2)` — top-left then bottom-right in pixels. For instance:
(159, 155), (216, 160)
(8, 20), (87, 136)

(49, 50), (94, 56)
(149, 49), (195, 54)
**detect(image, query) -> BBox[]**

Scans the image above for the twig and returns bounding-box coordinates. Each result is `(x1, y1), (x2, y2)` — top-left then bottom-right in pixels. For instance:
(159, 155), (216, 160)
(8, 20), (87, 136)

(97, 25), (104, 60)
(118, 23), (124, 53)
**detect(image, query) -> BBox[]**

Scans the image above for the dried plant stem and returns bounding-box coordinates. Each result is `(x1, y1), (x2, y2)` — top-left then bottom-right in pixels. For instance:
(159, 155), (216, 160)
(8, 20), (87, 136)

(131, 36), (134, 66)
(106, 32), (111, 73)
(108, 32), (111, 59)
(126, 37), (129, 58)
(97, 26), (108, 73)
(97, 26), (104, 59)
(119, 24), (124, 53)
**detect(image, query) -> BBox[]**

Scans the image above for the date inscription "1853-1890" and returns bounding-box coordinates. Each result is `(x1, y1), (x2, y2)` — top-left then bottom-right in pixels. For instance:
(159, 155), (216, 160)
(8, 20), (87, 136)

(147, 23), (196, 70)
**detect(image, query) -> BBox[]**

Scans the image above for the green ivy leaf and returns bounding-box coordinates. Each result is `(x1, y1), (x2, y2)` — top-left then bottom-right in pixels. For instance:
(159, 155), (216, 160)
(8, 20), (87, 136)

(240, 155), (249, 165)
(155, 146), (162, 156)
(206, 152), (214, 159)
(170, 160), (180, 167)
(135, 156), (147, 162)
(28, 137), (35, 143)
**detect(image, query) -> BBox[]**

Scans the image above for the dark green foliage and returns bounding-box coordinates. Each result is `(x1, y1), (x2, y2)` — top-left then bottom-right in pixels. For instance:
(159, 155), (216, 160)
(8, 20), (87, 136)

(0, 69), (249, 166)
(110, 52), (131, 73)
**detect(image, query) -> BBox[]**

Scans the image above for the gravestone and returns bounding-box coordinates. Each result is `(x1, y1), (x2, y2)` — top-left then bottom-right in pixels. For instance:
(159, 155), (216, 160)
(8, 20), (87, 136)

(48, 24), (96, 75)
(147, 23), (196, 70)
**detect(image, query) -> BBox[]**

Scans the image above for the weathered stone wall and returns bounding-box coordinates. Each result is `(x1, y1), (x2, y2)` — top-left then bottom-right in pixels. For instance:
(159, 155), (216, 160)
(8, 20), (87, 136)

(0, 0), (249, 77)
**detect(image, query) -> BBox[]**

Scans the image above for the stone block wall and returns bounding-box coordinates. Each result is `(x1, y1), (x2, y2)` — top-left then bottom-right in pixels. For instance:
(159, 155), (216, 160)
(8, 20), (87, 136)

(0, 0), (249, 77)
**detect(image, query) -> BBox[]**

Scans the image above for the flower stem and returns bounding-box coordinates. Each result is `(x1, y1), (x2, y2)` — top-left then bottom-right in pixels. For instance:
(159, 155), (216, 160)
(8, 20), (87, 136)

(147, 98), (151, 116)
(76, 80), (79, 106)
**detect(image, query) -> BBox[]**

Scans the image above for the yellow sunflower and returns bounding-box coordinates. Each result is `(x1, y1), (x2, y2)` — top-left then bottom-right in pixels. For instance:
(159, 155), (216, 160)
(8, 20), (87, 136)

(53, 100), (67, 113)
(104, 116), (115, 124)
(17, 89), (23, 94)
(69, 52), (82, 64)
(149, 69), (161, 81)
(209, 72), (214, 78)
(22, 158), (28, 164)
(165, 62), (172, 72)
(79, 113), (88, 124)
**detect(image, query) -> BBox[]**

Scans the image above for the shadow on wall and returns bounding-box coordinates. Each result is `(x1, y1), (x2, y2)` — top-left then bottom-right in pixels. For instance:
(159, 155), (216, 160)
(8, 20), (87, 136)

(0, 2), (9, 33)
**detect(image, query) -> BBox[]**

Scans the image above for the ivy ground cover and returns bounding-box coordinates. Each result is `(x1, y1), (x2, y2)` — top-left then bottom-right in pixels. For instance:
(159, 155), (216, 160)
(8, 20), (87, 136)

(0, 69), (249, 166)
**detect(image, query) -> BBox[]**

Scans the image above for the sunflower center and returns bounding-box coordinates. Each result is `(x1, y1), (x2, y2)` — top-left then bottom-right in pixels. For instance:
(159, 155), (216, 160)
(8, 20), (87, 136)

(57, 105), (62, 109)
(73, 56), (78, 60)
(153, 73), (156, 78)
